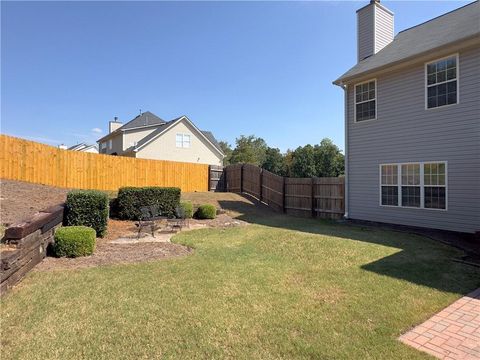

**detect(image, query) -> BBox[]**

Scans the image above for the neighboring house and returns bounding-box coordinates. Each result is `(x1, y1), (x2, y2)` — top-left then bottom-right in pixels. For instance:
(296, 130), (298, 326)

(67, 143), (99, 153)
(334, 0), (479, 234)
(96, 111), (224, 166)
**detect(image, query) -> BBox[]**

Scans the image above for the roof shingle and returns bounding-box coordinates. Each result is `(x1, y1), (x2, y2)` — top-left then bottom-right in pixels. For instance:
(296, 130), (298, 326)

(334, 1), (480, 84)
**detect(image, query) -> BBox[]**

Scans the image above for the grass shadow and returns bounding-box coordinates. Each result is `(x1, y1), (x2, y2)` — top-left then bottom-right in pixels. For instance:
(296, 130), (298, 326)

(218, 195), (480, 297)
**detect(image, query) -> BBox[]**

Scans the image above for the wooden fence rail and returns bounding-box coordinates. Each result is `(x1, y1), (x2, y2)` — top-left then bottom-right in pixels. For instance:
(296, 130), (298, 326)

(222, 163), (345, 219)
(0, 135), (209, 192)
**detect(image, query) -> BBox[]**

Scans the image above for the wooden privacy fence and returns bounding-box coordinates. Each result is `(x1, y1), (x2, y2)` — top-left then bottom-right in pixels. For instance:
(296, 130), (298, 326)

(223, 163), (345, 219)
(0, 135), (209, 192)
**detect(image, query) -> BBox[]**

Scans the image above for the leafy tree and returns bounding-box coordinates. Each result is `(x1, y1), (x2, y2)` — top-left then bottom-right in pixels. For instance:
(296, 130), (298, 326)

(218, 141), (233, 166)
(314, 138), (345, 177)
(262, 147), (286, 175)
(283, 149), (294, 177)
(229, 135), (268, 166)
(290, 145), (316, 178)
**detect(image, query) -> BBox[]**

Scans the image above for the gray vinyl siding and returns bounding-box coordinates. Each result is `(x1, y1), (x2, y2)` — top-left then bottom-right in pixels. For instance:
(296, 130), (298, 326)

(347, 46), (480, 233)
(374, 5), (394, 53)
(357, 5), (375, 62)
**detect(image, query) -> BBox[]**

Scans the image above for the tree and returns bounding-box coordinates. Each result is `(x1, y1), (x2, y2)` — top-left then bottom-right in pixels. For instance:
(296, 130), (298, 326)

(314, 138), (345, 177)
(290, 145), (316, 178)
(218, 141), (233, 166)
(262, 147), (285, 175)
(229, 135), (268, 166)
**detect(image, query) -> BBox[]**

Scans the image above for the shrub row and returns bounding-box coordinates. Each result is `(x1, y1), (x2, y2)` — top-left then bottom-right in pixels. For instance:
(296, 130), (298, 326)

(64, 190), (109, 237)
(116, 187), (181, 220)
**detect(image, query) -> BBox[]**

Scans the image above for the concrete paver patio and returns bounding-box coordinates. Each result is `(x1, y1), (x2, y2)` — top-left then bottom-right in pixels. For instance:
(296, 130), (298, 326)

(400, 288), (480, 359)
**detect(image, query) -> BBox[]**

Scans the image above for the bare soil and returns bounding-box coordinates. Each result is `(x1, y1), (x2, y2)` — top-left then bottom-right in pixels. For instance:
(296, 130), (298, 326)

(36, 242), (193, 271)
(1, 179), (69, 226)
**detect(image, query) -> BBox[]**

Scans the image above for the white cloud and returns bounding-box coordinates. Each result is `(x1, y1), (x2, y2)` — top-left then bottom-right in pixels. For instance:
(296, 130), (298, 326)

(91, 128), (103, 134)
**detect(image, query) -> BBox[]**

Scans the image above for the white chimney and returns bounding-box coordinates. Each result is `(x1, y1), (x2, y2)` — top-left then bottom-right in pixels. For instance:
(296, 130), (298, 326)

(357, 0), (394, 62)
(58, 144), (67, 150)
(109, 116), (122, 133)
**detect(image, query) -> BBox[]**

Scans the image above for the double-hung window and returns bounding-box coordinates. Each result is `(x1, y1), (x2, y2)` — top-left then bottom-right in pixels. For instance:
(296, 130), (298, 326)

(424, 163), (446, 209)
(176, 133), (191, 148)
(380, 162), (447, 210)
(426, 55), (458, 109)
(355, 80), (376, 122)
(401, 164), (421, 208)
(380, 165), (398, 206)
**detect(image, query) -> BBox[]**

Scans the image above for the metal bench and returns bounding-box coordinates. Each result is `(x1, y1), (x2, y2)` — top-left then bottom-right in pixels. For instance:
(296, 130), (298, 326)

(136, 205), (166, 239)
(167, 206), (189, 232)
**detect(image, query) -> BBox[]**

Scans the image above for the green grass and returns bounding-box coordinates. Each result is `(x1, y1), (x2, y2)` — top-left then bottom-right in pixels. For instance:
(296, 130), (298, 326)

(1, 197), (479, 359)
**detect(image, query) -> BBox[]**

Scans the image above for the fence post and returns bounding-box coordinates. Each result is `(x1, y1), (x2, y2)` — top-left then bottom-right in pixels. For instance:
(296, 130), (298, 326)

(282, 176), (286, 213)
(223, 166), (227, 192)
(259, 168), (263, 202)
(311, 177), (315, 218)
(208, 165), (212, 192)
(240, 164), (244, 194)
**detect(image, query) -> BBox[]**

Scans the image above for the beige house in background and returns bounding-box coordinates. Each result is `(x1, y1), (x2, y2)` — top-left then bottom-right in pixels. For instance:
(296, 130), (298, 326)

(97, 111), (224, 166)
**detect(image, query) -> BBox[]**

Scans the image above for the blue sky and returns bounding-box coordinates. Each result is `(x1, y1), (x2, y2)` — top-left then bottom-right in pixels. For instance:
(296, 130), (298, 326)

(1, 1), (470, 152)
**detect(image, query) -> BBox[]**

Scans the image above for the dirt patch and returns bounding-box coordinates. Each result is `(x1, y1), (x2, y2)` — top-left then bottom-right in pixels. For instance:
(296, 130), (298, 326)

(1, 179), (69, 226)
(36, 242), (192, 271)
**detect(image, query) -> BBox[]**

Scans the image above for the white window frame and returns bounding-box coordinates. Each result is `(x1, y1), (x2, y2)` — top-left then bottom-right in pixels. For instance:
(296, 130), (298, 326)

(100, 142), (107, 150)
(424, 53), (459, 110)
(379, 164), (399, 207)
(399, 163), (421, 209)
(176, 133), (191, 148)
(379, 161), (448, 211)
(354, 78), (377, 123)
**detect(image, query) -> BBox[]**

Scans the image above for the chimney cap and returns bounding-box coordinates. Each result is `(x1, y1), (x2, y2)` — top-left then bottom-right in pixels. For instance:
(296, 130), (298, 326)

(370, 0), (380, 3)
(114, 116), (118, 122)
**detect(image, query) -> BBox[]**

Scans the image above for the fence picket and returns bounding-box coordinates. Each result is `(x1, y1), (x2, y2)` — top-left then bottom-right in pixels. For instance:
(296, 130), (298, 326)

(0, 135), (209, 192)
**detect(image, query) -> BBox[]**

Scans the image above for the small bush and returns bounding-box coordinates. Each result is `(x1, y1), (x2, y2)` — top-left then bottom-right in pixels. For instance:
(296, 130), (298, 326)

(53, 226), (96, 258)
(64, 190), (109, 237)
(180, 201), (194, 218)
(117, 187), (181, 220)
(195, 204), (217, 219)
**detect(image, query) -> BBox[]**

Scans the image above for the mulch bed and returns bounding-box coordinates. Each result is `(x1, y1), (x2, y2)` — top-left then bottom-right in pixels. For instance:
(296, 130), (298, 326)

(35, 242), (192, 271)
(34, 215), (248, 271)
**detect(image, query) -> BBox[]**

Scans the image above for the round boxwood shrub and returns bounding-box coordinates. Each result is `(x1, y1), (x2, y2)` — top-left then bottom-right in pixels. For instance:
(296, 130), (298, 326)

(64, 190), (109, 237)
(53, 226), (96, 258)
(195, 204), (217, 219)
(180, 201), (194, 219)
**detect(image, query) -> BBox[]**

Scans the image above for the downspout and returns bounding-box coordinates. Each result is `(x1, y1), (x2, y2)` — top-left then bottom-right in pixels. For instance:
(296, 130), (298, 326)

(333, 81), (349, 219)
(343, 83), (349, 219)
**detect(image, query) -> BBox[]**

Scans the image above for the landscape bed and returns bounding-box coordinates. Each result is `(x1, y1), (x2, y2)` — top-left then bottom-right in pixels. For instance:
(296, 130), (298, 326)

(1, 190), (479, 359)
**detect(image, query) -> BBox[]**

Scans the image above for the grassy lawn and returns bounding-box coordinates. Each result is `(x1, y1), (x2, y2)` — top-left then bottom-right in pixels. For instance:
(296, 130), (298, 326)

(1, 195), (479, 359)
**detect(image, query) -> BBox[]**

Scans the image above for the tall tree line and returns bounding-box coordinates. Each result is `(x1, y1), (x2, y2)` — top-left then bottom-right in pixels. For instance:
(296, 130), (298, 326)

(218, 135), (344, 178)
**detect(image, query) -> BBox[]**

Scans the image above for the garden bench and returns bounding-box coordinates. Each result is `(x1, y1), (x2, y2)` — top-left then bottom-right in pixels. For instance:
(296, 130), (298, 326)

(166, 206), (189, 232)
(136, 205), (167, 238)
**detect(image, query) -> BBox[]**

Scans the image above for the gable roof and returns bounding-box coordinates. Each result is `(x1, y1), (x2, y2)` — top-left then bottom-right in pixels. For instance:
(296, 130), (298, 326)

(68, 143), (98, 152)
(120, 115), (224, 156)
(334, 1), (480, 84)
(97, 111), (165, 142)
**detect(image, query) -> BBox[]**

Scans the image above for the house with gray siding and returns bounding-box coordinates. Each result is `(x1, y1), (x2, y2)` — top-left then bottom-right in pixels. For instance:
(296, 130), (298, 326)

(334, 0), (479, 235)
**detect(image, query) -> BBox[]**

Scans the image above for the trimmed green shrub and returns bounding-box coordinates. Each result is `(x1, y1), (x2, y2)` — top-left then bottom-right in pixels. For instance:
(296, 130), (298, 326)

(53, 226), (96, 258)
(117, 187), (181, 220)
(195, 204), (217, 219)
(180, 201), (194, 219)
(64, 190), (109, 237)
